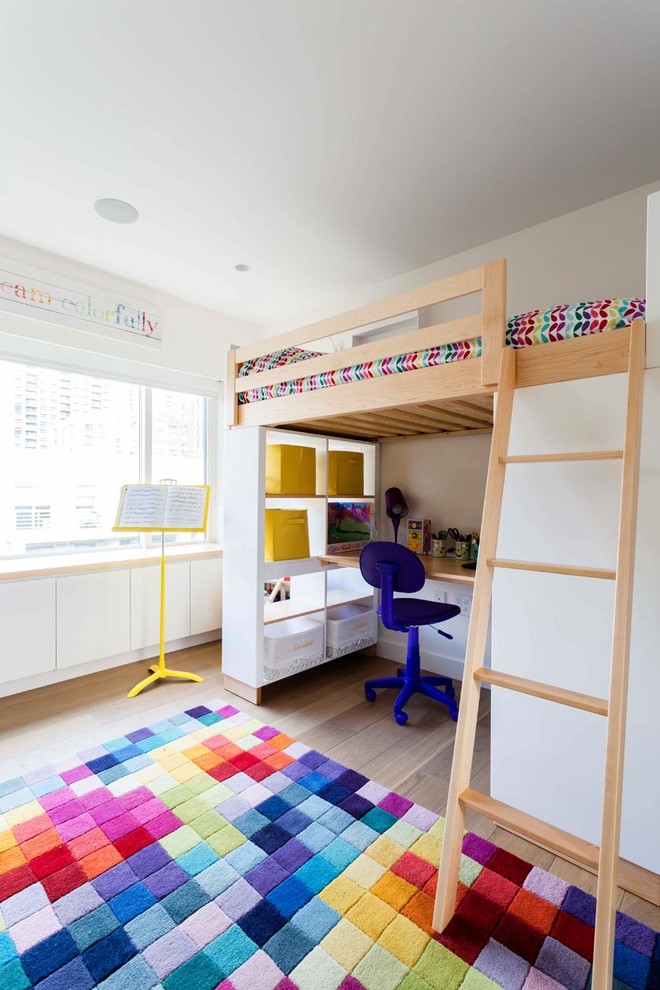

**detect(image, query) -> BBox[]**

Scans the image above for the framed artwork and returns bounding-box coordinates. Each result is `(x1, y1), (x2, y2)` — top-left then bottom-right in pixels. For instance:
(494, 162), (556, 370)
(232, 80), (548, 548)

(327, 502), (372, 553)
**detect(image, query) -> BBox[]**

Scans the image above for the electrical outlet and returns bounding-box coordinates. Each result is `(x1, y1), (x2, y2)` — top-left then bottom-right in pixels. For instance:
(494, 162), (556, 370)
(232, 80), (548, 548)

(450, 593), (472, 617)
(432, 590), (446, 603)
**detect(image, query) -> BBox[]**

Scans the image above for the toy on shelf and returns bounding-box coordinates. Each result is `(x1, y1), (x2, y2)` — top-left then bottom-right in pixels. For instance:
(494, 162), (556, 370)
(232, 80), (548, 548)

(448, 527), (472, 560)
(407, 518), (431, 555)
(431, 530), (448, 557)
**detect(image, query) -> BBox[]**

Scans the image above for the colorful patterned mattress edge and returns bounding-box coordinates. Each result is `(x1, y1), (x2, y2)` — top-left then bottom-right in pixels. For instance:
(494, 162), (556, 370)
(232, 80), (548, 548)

(237, 298), (645, 405)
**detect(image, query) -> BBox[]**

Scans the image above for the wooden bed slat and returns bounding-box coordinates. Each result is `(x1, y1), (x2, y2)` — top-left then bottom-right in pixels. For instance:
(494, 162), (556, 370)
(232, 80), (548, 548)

(379, 427), (493, 444)
(416, 403), (493, 429)
(366, 405), (475, 434)
(236, 314), (482, 393)
(234, 266), (485, 364)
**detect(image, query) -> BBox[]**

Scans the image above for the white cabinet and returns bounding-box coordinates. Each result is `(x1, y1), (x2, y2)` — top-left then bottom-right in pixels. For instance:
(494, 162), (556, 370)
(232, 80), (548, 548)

(130, 561), (190, 650)
(0, 579), (56, 683)
(223, 427), (377, 694)
(190, 557), (222, 635)
(57, 570), (131, 668)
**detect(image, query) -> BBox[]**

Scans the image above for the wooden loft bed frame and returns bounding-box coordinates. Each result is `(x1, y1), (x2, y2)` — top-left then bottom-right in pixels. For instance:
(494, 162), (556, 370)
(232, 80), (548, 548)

(225, 258), (636, 440)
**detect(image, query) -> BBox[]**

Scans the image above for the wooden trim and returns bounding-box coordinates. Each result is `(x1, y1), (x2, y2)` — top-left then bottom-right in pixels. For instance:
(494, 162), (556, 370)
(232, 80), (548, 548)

(433, 347), (516, 932)
(234, 266), (484, 363)
(474, 667), (608, 716)
(225, 347), (239, 428)
(223, 674), (262, 705)
(618, 859), (660, 907)
(236, 314), (482, 393)
(501, 451), (623, 464)
(379, 427), (493, 444)
(488, 559), (616, 580)
(481, 258), (507, 386)
(592, 318), (646, 987)
(515, 325), (631, 388)
(319, 550), (477, 586)
(237, 358), (495, 429)
(0, 544), (223, 582)
(459, 789), (600, 870)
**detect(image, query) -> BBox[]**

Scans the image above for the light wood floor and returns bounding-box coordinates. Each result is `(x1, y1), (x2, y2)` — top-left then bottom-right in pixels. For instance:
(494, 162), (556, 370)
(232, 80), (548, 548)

(1, 642), (658, 930)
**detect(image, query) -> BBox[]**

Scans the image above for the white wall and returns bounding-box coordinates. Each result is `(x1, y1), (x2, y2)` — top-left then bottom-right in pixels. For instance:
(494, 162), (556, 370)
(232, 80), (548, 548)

(646, 193), (660, 366)
(0, 234), (257, 383)
(265, 179), (659, 338)
(380, 433), (491, 540)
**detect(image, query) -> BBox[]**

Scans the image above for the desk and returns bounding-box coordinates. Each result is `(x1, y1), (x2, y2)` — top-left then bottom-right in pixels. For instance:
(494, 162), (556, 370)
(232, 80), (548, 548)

(320, 550), (476, 587)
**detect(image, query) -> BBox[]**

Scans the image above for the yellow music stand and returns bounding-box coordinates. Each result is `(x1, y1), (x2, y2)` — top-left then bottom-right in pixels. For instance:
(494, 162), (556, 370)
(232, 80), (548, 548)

(113, 482), (211, 699)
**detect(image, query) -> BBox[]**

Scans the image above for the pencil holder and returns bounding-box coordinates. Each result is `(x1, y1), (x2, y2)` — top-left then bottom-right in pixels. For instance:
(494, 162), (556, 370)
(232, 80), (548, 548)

(431, 538), (447, 557)
(455, 539), (471, 561)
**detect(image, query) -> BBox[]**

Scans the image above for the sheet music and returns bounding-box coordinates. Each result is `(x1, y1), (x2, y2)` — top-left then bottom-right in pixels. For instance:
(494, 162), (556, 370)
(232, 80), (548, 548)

(115, 485), (209, 531)
(162, 486), (208, 530)
(116, 485), (168, 528)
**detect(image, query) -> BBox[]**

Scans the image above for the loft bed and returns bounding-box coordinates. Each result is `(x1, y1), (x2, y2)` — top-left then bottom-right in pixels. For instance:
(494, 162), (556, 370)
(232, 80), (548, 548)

(225, 258), (644, 441)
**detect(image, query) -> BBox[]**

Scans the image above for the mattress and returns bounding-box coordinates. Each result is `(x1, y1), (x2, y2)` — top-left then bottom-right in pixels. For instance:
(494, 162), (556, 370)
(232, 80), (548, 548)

(238, 298), (645, 405)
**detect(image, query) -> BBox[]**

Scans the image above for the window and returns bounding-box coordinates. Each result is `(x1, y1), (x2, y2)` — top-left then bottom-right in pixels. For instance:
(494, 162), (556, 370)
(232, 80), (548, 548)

(0, 359), (210, 558)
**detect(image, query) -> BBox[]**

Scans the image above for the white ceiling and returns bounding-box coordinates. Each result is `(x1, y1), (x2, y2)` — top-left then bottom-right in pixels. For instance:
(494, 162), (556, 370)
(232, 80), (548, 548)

(2, 0), (660, 326)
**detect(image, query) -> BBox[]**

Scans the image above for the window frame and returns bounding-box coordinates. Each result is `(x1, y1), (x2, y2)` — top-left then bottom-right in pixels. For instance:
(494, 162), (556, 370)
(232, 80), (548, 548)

(0, 352), (218, 560)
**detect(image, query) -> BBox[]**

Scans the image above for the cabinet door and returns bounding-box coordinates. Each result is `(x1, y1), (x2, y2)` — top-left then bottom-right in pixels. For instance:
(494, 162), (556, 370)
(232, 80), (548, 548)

(190, 558), (222, 635)
(0, 579), (56, 683)
(131, 561), (190, 650)
(57, 570), (130, 669)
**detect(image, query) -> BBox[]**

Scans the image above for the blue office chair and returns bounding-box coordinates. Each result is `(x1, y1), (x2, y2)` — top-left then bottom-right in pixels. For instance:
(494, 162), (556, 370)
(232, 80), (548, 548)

(360, 541), (460, 725)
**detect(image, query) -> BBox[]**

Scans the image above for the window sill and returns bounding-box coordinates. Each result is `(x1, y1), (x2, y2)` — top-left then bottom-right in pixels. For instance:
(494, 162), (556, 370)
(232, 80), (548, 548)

(0, 544), (223, 582)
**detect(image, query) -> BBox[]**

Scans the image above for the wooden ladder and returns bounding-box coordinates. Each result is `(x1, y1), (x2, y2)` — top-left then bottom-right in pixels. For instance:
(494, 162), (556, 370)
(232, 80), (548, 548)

(433, 319), (645, 990)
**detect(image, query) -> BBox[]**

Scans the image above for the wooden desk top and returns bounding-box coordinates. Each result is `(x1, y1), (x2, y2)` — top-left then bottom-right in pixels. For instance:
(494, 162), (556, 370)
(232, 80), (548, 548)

(319, 550), (476, 586)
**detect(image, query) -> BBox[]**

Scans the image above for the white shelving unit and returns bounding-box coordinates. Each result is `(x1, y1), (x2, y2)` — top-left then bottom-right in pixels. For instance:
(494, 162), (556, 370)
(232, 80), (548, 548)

(223, 426), (379, 701)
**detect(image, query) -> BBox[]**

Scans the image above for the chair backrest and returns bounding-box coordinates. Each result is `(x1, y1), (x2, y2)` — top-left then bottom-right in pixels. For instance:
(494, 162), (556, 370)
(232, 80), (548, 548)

(359, 541), (425, 594)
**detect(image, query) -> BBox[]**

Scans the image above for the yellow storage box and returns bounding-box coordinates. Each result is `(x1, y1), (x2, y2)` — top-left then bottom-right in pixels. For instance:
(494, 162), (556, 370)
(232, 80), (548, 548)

(265, 509), (310, 561)
(266, 444), (316, 495)
(328, 451), (364, 497)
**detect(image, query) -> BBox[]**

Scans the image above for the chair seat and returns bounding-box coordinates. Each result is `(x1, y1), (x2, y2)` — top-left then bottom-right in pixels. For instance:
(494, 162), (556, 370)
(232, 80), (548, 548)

(385, 598), (461, 628)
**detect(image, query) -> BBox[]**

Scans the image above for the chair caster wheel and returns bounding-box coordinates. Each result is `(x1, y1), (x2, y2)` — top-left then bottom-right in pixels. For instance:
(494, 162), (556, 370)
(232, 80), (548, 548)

(394, 710), (408, 725)
(365, 687), (377, 703)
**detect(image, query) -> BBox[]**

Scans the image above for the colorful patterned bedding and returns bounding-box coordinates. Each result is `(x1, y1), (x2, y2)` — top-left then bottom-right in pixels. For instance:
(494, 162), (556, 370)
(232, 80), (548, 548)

(238, 298), (645, 405)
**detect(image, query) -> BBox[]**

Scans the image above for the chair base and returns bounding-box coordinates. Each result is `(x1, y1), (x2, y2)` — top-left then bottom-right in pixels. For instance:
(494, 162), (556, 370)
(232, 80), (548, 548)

(364, 668), (458, 725)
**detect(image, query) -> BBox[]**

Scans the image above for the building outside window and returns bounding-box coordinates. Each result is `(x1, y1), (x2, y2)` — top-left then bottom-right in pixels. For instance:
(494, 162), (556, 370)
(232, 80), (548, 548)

(0, 359), (210, 557)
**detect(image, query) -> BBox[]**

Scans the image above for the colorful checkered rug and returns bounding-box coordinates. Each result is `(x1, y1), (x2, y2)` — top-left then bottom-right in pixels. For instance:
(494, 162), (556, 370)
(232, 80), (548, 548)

(0, 702), (657, 990)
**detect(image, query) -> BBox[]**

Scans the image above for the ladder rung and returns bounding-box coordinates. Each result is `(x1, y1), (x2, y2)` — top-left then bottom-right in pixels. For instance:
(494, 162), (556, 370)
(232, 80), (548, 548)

(459, 788), (600, 870)
(488, 558), (616, 580)
(500, 450), (623, 464)
(474, 667), (608, 716)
